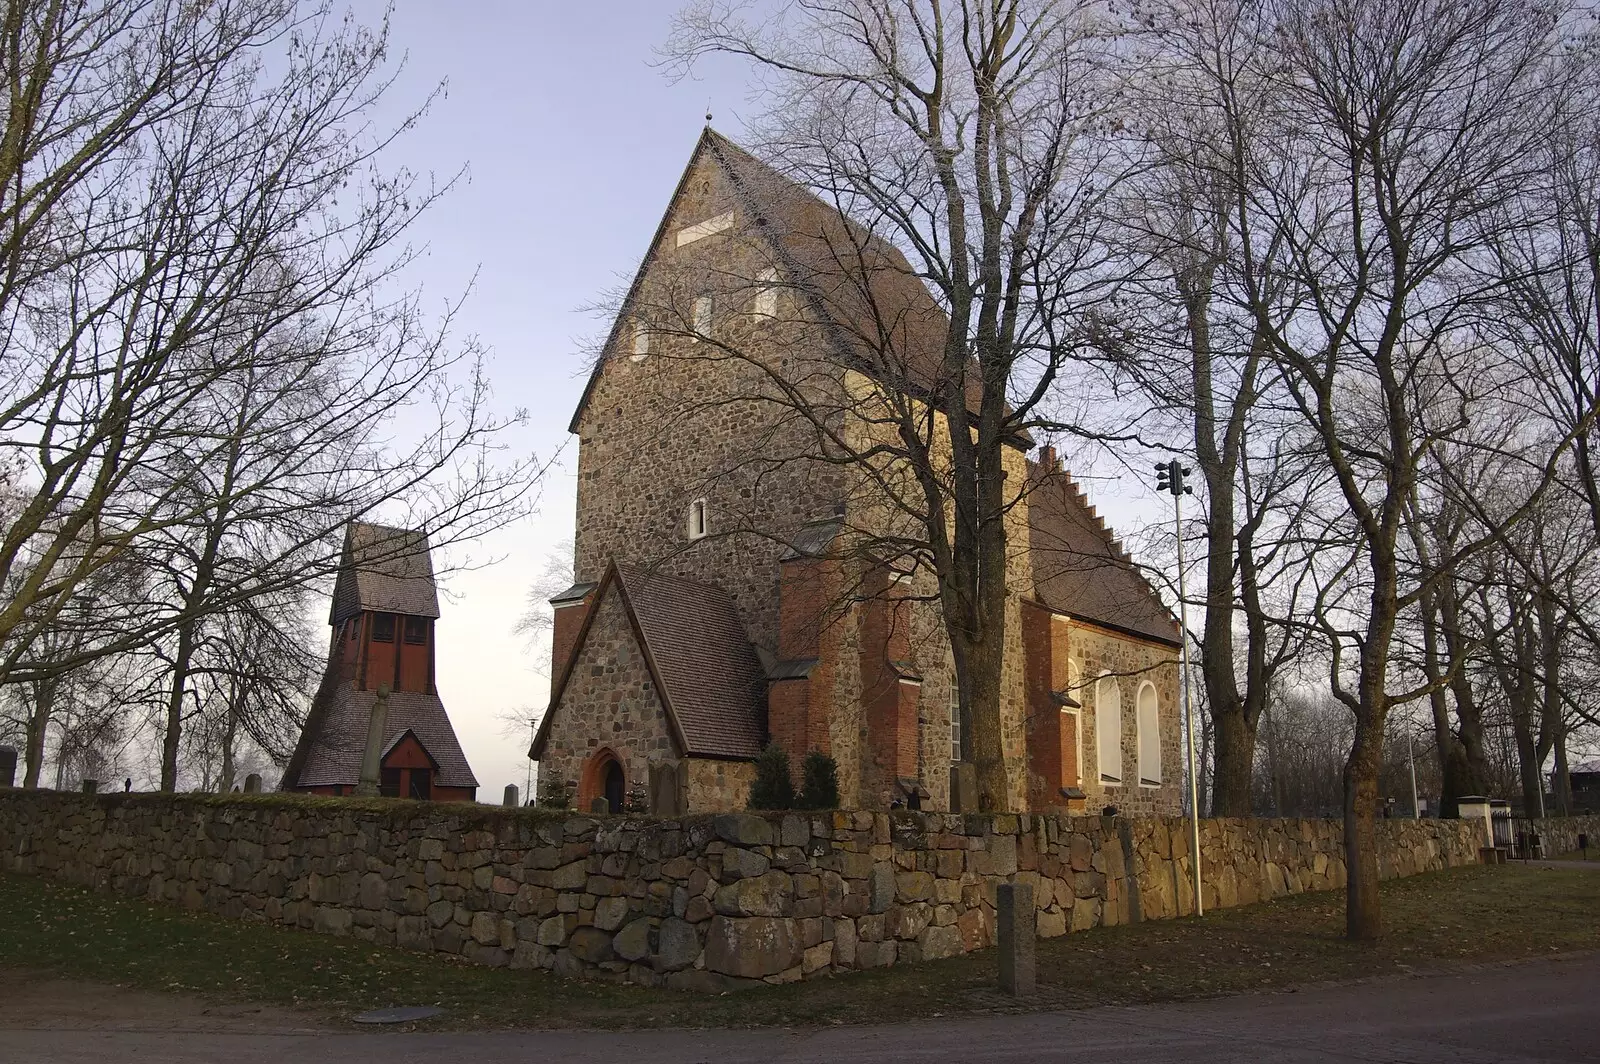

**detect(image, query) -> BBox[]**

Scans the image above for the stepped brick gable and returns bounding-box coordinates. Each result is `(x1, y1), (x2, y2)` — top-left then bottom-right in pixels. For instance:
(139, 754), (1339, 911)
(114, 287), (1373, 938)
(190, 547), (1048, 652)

(282, 522), (478, 801)
(536, 129), (1182, 816)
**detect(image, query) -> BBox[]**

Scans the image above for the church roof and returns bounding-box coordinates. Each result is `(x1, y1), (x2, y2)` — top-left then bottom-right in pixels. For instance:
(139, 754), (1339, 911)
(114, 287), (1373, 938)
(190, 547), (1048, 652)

(1027, 462), (1181, 647)
(329, 522), (440, 625)
(532, 561), (766, 761)
(569, 128), (996, 437)
(280, 684), (478, 791)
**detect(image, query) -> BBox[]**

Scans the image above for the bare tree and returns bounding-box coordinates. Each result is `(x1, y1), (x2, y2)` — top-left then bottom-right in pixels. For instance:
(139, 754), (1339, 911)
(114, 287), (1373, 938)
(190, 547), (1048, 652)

(666, 0), (1138, 808)
(0, 1), (544, 789)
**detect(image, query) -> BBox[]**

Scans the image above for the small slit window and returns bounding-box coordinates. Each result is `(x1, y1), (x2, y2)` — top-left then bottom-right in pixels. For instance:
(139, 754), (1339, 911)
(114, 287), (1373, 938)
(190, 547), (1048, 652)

(692, 296), (713, 340)
(404, 616), (428, 645)
(371, 613), (395, 643)
(630, 321), (650, 361)
(950, 677), (962, 763)
(753, 268), (778, 318)
(687, 497), (709, 540)
(348, 618), (359, 642)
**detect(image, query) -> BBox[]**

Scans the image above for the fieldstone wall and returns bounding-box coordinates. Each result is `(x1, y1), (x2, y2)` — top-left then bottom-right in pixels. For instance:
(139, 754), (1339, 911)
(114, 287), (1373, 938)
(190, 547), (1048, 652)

(0, 790), (1484, 991)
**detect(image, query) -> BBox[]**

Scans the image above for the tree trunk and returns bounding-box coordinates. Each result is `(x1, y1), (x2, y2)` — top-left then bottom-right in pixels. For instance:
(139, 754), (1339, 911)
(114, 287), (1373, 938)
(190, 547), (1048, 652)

(160, 617), (198, 792)
(219, 679), (241, 794)
(22, 677), (53, 789)
(1213, 709), (1256, 816)
(1553, 730), (1572, 817)
(962, 627), (1009, 812)
(1343, 709), (1386, 940)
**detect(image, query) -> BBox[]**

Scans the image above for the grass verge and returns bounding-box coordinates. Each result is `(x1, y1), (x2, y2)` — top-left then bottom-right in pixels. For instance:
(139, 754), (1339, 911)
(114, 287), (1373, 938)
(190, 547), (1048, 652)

(0, 864), (1595, 1030)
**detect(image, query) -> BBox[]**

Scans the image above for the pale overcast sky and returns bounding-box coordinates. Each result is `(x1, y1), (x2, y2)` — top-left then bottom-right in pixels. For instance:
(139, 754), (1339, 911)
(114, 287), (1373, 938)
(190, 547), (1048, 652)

(335, 2), (758, 801)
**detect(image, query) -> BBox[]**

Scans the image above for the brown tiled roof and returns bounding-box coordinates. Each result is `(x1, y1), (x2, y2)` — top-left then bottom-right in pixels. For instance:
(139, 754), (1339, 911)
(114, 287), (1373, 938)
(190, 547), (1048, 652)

(531, 560), (766, 761)
(280, 683), (478, 791)
(1028, 464), (1181, 647)
(570, 129), (998, 435)
(329, 522), (440, 625)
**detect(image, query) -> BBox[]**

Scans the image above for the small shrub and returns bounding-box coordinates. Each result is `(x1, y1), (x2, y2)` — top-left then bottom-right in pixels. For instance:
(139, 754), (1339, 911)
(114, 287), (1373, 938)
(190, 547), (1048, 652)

(797, 750), (840, 810)
(747, 744), (796, 810)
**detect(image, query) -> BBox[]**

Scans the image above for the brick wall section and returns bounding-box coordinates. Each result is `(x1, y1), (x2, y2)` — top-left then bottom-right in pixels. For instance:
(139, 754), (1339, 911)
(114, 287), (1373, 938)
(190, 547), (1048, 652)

(0, 790), (1503, 992)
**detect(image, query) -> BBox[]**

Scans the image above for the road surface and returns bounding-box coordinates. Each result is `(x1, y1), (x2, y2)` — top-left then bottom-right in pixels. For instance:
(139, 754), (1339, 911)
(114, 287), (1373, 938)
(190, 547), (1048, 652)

(2, 953), (1595, 1063)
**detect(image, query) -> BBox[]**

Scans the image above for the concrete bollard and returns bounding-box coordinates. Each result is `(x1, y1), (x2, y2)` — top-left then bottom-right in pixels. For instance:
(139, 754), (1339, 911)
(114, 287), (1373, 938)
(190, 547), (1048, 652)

(997, 881), (1036, 996)
(81, 778), (98, 795)
(503, 784), (519, 807)
(0, 745), (16, 788)
(243, 773), (262, 794)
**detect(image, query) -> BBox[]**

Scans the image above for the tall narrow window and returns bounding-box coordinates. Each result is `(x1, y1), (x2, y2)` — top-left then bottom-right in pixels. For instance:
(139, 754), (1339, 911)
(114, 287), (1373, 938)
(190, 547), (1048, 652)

(630, 321), (650, 361)
(753, 267), (778, 318)
(687, 497), (708, 540)
(692, 295), (713, 340)
(1096, 674), (1122, 785)
(950, 676), (962, 763)
(1137, 682), (1162, 785)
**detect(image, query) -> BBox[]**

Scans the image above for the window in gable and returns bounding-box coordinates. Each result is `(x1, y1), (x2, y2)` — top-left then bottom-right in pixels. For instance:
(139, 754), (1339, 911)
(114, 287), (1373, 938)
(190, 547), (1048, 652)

(692, 296), (713, 341)
(687, 497), (709, 540)
(630, 321), (650, 361)
(753, 267), (779, 318)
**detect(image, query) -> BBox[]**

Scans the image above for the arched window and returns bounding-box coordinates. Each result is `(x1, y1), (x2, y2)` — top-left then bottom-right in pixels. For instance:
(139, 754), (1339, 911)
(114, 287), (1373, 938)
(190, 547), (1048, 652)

(687, 497), (709, 540)
(1096, 674), (1122, 786)
(1137, 681), (1162, 786)
(630, 321), (650, 361)
(1062, 658), (1083, 788)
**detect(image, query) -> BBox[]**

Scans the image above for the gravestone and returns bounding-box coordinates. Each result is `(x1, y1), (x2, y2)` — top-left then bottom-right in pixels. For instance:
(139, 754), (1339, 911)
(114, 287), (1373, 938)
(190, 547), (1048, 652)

(243, 773), (263, 794)
(949, 762), (979, 813)
(997, 881), (1036, 996)
(589, 797), (609, 815)
(81, 778), (98, 795)
(0, 745), (16, 788)
(503, 784), (519, 807)
(649, 761), (682, 816)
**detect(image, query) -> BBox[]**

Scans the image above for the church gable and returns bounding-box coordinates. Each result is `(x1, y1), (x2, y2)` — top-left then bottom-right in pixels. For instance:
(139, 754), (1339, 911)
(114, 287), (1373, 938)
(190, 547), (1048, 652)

(532, 574), (681, 797)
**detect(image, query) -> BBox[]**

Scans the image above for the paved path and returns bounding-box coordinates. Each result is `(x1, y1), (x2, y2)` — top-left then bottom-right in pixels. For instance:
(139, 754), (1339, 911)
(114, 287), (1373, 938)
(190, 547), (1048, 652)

(3, 954), (1596, 1063)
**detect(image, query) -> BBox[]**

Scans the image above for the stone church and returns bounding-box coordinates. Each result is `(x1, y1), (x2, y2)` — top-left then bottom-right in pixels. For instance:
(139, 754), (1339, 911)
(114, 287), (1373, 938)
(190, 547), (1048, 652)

(531, 130), (1182, 817)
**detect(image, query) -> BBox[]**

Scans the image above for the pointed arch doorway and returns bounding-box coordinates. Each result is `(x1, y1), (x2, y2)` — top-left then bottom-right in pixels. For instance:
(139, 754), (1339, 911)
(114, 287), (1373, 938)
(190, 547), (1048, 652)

(579, 748), (627, 814)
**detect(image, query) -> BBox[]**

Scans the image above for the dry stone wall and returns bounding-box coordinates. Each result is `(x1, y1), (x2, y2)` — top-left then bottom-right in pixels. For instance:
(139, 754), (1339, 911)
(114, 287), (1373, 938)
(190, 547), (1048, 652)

(0, 790), (1485, 991)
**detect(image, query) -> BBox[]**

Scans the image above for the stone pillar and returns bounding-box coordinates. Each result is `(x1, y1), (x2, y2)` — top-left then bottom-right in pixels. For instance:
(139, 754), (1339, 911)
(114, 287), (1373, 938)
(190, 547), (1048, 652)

(503, 784), (519, 807)
(355, 685), (391, 797)
(81, 778), (98, 795)
(0, 745), (16, 788)
(243, 773), (263, 794)
(997, 882), (1036, 995)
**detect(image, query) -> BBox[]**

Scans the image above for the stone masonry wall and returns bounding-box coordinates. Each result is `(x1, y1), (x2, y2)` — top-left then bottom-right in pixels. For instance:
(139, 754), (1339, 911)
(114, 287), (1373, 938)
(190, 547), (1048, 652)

(0, 790), (1498, 991)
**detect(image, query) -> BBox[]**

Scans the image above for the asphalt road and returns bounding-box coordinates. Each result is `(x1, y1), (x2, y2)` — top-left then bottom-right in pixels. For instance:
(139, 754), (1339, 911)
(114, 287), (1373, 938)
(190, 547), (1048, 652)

(3, 953), (1596, 1064)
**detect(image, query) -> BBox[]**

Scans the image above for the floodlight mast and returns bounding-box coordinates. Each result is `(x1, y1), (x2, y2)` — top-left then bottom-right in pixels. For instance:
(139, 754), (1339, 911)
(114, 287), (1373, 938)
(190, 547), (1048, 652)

(1156, 460), (1203, 917)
